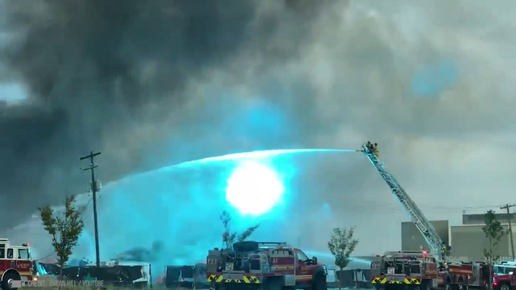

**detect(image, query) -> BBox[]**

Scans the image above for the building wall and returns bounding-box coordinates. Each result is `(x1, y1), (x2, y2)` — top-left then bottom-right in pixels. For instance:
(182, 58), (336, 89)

(401, 220), (450, 252)
(463, 213), (516, 225)
(450, 225), (514, 261)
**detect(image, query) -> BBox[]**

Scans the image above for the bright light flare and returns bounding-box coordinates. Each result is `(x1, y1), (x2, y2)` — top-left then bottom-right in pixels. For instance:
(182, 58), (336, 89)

(225, 161), (285, 216)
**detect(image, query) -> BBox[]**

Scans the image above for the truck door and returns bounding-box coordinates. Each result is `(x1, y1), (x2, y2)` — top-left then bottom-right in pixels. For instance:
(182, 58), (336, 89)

(13, 248), (32, 275)
(0, 247), (8, 272)
(7, 249), (15, 269)
(509, 267), (516, 286)
(295, 249), (313, 285)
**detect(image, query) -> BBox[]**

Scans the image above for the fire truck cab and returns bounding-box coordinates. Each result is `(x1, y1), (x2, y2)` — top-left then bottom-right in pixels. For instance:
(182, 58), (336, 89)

(492, 262), (516, 290)
(0, 238), (33, 290)
(207, 241), (327, 290)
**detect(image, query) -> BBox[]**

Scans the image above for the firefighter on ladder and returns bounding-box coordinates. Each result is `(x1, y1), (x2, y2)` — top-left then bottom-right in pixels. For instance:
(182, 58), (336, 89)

(366, 141), (380, 157)
(372, 143), (379, 157)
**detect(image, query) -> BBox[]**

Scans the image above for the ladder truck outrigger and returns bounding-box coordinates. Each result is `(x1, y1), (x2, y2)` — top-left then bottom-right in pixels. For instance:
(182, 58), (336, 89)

(361, 142), (449, 290)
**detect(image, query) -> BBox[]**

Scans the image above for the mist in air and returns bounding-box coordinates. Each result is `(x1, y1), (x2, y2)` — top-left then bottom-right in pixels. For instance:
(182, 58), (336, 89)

(9, 149), (365, 271)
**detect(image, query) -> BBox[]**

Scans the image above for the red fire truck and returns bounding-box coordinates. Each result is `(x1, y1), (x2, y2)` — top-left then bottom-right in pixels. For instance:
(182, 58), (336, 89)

(371, 251), (447, 290)
(0, 238), (33, 290)
(492, 262), (516, 290)
(447, 261), (516, 290)
(206, 241), (328, 290)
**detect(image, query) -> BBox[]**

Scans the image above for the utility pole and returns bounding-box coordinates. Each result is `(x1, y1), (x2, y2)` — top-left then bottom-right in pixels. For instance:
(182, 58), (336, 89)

(80, 151), (102, 268)
(501, 204), (516, 260)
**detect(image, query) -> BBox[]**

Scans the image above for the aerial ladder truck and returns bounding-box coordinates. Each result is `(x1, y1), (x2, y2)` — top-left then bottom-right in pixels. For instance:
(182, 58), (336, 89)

(361, 142), (449, 290)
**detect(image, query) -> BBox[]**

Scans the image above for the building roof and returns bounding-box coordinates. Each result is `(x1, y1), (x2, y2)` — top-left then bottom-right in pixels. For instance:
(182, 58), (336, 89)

(463, 213), (516, 225)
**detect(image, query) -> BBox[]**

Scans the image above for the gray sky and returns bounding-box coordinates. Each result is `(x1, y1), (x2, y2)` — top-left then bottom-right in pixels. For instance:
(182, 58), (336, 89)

(1, 0), (515, 262)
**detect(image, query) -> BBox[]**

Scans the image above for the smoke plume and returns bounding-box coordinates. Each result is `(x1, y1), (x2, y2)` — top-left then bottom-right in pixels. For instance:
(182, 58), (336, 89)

(0, 0), (330, 229)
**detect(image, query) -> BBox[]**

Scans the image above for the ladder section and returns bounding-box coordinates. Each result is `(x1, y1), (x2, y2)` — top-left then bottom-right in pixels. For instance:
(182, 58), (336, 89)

(361, 143), (445, 261)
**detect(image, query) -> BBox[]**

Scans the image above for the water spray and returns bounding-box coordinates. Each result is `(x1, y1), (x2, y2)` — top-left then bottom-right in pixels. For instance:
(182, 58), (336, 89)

(31, 148), (360, 267)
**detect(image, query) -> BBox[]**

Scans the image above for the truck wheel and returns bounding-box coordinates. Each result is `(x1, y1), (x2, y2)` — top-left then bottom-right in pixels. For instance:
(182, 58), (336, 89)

(500, 284), (511, 290)
(312, 274), (327, 290)
(1, 271), (21, 290)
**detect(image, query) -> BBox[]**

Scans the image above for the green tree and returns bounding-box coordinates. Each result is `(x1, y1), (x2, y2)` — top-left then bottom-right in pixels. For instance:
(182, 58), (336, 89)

(238, 224), (261, 242)
(220, 210), (260, 250)
(39, 195), (85, 280)
(482, 210), (505, 290)
(328, 226), (359, 271)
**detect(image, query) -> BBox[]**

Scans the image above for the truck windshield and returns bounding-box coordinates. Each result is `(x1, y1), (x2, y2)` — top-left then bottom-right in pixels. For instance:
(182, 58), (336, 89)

(18, 249), (30, 260)
(494, 266), (516, 275)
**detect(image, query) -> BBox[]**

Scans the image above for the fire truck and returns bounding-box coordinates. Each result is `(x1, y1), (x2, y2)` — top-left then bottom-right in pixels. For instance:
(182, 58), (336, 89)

(447, 261), (489, 290)
(447, 261), (516, 290)
(492, 262), (516, 290)
(371, 251), (445, 290)
(0, 238), (33, 290)
(360, 142), (449, 289)
(206, 241), (328, 290)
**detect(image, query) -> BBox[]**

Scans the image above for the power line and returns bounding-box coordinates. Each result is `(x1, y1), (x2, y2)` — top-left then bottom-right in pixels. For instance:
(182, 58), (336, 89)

(80, 151), (102, 268)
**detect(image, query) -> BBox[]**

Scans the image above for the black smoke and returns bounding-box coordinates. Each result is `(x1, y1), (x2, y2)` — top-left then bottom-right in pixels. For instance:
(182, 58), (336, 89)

(0, 0), (332, 229)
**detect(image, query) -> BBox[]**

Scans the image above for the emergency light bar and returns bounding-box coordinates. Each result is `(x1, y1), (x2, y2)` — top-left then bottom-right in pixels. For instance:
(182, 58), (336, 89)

(258, 242), (289, 248)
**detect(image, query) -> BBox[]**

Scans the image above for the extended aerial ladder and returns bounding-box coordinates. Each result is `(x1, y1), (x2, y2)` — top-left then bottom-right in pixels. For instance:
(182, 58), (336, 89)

(359, 142), (447, 263)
